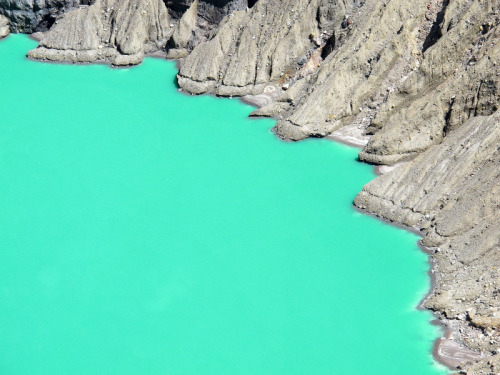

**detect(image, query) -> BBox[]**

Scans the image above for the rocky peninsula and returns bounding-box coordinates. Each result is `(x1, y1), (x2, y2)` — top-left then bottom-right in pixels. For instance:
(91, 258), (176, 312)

(1, 0), (499, 373)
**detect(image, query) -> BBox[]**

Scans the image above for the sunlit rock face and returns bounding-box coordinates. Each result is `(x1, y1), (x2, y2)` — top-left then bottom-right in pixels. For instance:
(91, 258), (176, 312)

(27, 0), (172, 66)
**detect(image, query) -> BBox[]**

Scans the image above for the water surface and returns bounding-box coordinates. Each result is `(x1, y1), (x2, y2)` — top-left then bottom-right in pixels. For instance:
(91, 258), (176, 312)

(0, 35), (446, 375)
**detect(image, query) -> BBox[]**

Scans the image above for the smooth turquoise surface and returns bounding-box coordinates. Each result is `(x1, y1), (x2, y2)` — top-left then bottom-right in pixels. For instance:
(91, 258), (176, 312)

(0, 35), (447, 375)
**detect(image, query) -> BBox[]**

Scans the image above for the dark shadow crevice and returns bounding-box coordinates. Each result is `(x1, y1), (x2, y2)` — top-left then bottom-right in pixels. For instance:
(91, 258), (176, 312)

(422, 0), (450, 53)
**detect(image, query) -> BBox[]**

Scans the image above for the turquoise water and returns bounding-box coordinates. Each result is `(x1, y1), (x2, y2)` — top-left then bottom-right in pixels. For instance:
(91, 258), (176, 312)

(0, 35), (446, 375)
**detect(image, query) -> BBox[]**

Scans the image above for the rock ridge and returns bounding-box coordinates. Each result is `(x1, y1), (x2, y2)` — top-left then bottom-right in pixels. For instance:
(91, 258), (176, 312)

(14, 0), (245, 65)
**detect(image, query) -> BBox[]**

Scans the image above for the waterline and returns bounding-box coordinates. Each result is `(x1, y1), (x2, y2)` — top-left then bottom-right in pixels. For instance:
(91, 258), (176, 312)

(0, 34), (446, 375)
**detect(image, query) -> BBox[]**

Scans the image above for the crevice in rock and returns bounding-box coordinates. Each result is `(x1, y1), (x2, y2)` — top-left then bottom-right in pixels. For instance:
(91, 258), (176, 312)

(321, 32), (336, 60)
(35, 13), (57, 32)
(443, 97), (455, 135)
(422, 0), (450, 53)
(164, 1), (191, 18)
(473, 81), (484, 117)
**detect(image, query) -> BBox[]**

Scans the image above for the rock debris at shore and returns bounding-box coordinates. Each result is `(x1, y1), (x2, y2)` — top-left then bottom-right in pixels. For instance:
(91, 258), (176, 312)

(1, 0), (499, 373)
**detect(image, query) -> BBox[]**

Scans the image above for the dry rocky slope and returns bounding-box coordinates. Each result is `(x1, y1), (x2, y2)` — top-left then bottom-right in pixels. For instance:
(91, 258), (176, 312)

(3, 0), (500, 373)
(179, 1), (499, 372)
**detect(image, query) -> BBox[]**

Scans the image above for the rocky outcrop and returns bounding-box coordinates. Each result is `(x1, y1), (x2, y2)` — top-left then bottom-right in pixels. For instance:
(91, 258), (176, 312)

(178, 0), (345, 95)
(165, 0), (249, 59)
(0, 0), (242, 35)
(359, 0), (499, 165)
(355, 110), (500, 371)
(0, 14), (9, 37)
(27, 0), (171, 66)
(178, 0), (498, 160)
(0, 0), (91, 33)
(166, 0), (246, 24)
(167, 0), (199, 58)
(164, 0), (249, 59)
(24, 0), (247, 65)
(176, 0), (499, 372)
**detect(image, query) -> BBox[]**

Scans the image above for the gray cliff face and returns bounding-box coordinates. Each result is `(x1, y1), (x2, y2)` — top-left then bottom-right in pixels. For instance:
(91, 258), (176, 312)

(355, 111), (500, 373)
(23, 0), (246, 65)
(178, 0), (345, 95)
(359, 0), (499, 165)
(27, 0), (171, 66)
(0, 0), (241, 34)
(0, 0), (92, 33)
(166, 0), (246, 22)
(178, 0), (498, 163)
(165, 0), (247, 59)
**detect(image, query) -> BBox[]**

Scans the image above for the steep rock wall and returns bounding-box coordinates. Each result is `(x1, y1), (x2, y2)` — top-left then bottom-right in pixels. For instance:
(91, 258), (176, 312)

(178, 0), (345, 95)
(359, 0), (499, 164)
(24, 0), (246, 65)
(27, 0), (171, 66)
(166, 0), (245, 22)
(0, 0), (239, 33)
(178, 0), (498, 164)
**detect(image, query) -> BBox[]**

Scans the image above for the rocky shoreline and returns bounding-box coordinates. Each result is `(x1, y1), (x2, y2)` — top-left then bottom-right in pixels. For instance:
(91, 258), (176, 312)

(1, 0), (499, 373)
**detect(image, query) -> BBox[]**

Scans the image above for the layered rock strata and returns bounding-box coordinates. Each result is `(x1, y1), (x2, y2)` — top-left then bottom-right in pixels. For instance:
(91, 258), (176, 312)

(178, 0), (345, 95)
(355, 111), (500, 372)
(27, 0), (171, 66)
